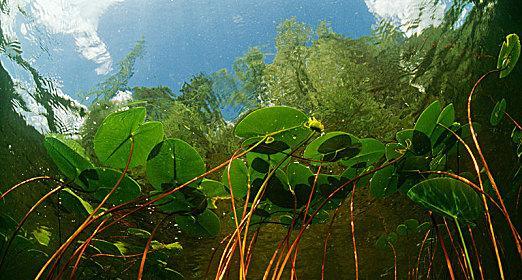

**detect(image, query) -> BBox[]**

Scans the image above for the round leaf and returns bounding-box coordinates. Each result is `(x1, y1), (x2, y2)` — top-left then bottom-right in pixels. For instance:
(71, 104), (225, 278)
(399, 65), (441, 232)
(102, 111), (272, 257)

(147, 139), (206, 191)
(304, 132), (361, 163)
(370, 165), (398, 198)
(79, 168), (141, 205)
(234, 106), (310, 148)
(342, 138), (385, 168)
(407, 177), (483, 222)
(94, 107), (164, 169)
(176, 209), (220, 238)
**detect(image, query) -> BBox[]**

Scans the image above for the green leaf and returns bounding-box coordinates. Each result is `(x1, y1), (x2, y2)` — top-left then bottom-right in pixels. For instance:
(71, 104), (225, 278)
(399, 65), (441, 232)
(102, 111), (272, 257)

(414, 100), (442, 137)
(287, 162), (314, 207)
(342, 138), (384, 168)
(304, 132), (361, 163)
(265, 169), (294, 209)
(404, 219), (419, 232)
(385, 143), (404, 161)
(407, 177), (483, 222)
(497, 33), (521, 78)
(221, 159), (249, 198)
(432, 104), (455, 146)
(370, 165), (398, 198)
(126, 228), (151, 238)
(176, 209), (220, 238)
(32, 226), (51, 246)
(396, 129), (413, 146)
(94, 107), (164, 169)
(512, 128), (522, 144)
(59, 188), (93, 216)
(90, 239), (124, 255)
(79, 168), (141, 205)
(490, 98), (506, 126)
(234, 106), (310, 148)
(147, 139), (206, 191)
(198, 179), (227, 198)
(151, 241), (182, 252)
(44, 135), (93, 183)
(396, 224), (408, 236)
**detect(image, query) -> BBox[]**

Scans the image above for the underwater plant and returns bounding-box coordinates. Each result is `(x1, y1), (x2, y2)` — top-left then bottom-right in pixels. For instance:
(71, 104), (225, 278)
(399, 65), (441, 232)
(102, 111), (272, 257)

(0, 33), (520, 280)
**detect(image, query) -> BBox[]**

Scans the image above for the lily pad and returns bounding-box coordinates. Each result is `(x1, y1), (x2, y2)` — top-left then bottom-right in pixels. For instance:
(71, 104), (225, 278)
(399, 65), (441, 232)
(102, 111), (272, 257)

(222, 159), (249, 198)
(176, 209), (221, 238)
(370, 165), (398, 198)
(342, 138), (384, 168)
(304, 132), (361, 163)
(79, 168), (141, 205)
(235, 106), (310, 148)
(147, 139), (206, 191)
(94, 107), (164, 169)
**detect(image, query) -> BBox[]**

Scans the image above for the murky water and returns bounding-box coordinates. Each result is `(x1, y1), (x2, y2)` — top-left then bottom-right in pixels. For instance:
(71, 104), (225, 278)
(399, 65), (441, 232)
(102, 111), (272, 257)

(1, 1), (521, 279)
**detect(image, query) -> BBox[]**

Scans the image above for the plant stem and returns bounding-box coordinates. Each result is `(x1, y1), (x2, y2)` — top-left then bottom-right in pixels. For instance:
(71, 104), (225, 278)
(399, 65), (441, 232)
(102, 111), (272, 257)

(454, 218), (475, 280)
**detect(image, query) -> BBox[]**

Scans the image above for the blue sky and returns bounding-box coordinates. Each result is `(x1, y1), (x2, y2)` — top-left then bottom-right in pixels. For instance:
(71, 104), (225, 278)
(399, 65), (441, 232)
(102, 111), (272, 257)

(10, 0), (374, 101)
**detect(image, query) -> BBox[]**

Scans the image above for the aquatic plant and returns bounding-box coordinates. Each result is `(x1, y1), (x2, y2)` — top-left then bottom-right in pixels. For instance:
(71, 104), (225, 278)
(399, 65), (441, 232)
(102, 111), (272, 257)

(0, 33), (520, 280)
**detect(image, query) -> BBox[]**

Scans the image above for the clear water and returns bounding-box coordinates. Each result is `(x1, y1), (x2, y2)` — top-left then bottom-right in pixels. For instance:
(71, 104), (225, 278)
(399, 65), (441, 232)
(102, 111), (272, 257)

(1, 0), (521, 279)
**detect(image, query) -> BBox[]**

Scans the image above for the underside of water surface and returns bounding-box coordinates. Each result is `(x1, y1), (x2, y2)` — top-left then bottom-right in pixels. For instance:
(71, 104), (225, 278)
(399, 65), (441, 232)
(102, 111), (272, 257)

(0, 0), (521, 279)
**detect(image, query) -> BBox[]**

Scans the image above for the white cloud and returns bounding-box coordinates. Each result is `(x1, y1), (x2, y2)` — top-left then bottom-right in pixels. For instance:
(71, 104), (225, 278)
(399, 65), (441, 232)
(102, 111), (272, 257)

(364, 0), (451, 36)
(27, 0), (124, 74)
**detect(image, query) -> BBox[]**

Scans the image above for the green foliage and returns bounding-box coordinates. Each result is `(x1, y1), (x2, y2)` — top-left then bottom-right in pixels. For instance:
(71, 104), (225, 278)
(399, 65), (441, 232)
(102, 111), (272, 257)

(94, 107), (164, 169)
(176, 209), (221, 238)
(497, 33), (520, 78)
(407, 178), (483, 222)
(304, 132), (361, 163)
(146, 138), (206, 190)
(79, 168), (141, 205)
(44, 135), (93, 183)
(490, 98), (506, 126)
(221, 159), (249, 198)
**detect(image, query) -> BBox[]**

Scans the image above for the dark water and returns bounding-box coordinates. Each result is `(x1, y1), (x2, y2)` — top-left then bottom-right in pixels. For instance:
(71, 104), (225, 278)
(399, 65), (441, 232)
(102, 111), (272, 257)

(1, 0), (521, 279)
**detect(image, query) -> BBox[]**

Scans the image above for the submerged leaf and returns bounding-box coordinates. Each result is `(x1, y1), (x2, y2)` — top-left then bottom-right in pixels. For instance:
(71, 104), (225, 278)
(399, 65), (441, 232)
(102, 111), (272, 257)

(147, 139), (206, 191)
(304, 132), (361, 163)
(94, 107), (164, 169)
(407, 177), (483, 222)
(490, 98), (506, 126)
(79, 168), (141, 205)
(497, 33), (521, 78)
(176, 209), (220, 238)
(44, 135), (93, 183)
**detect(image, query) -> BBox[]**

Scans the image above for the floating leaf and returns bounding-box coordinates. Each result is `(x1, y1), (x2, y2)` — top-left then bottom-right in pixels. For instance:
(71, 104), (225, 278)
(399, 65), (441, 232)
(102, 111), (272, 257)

(497, 33), (521, 78)
(176, 209), (220, 238)
(490, 98), (506, 126)
(79, 168), (141, 205)
(147, 139), (206, 191)
(44, 135), (93, 183)
(407, 177), (483, 222)
(304, 132), (361, 163)
(235, 106), (310, 148)
(94, 107), (164, 169)
(370, 165), (398, 198)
